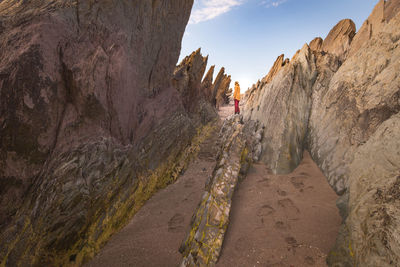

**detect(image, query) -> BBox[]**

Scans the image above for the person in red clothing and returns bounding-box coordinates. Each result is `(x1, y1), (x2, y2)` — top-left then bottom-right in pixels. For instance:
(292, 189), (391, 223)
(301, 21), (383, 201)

(233, 81), (241, 114)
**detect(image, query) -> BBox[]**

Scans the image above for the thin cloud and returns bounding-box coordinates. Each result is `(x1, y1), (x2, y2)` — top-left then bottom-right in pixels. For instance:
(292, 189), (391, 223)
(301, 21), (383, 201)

(260, 0), (288, 8)
(189, 0), (244, 24)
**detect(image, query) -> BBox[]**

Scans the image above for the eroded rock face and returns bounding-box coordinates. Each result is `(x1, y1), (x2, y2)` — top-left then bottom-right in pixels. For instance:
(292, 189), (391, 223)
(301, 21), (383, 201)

(309, 37), (323, 52)
(202, 65), (215, 102)
(172, 48), (208, 113)
(243, 1), (400, 265)
(321, 19), (356, 61)
(0, 0), (202, 265)
(349, 0), (400, 57)
(244, 44), (317, 173)
(180, 115), (263, 266)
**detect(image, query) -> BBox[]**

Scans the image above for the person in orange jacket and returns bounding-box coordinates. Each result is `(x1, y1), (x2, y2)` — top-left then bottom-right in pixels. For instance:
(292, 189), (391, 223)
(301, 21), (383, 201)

(233, 81), (241, 114)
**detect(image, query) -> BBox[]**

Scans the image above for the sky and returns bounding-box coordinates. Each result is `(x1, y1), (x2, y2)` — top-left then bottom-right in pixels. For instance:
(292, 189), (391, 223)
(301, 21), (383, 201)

(179, 0), (378, 91)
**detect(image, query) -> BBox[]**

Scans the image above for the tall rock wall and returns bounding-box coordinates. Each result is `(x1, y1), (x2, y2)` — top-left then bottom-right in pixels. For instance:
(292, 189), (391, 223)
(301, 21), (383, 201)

(244, 44), (317, 173)
(243, 1), (400, 265)
(0, 1), (203, 266)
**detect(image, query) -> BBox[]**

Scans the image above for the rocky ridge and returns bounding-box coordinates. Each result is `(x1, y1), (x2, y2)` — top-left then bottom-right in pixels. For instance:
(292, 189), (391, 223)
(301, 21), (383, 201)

(179, 115), (263, 266)
(243, 0), (400, 265)
(0, 1), (223, 266)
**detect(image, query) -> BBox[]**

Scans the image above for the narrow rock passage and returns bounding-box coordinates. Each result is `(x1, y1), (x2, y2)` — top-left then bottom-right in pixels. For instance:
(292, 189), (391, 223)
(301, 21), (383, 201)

(87, 102), (341, 267)
(217, 151), (341, 267)
(86, 126), (221, 267)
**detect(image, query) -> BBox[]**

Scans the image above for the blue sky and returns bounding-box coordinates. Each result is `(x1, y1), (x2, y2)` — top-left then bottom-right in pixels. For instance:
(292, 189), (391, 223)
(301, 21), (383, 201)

(179, 0), (378, 91)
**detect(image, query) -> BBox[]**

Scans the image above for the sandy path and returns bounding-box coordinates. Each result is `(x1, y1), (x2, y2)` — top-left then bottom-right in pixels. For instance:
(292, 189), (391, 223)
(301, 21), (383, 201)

(217, 153), (341, 267)
(86, 127), (220, 267)
(87, 103), (341, 267)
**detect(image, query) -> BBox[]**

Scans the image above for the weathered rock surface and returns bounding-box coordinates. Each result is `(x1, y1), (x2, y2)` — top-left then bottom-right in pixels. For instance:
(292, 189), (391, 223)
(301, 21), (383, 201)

(261, 54), (285, 84)
(210, 67), (232, 108)
(215, 74), (231, 108)
(179, 115), (263, 266)
(244, 54), (289, 110)
(202, 65), (215, 102)
(172, 48), (208, 113)
(321, 19), (356, 61)
(0, 1), (219, 266)
(244, 44), (317, 173)
(349, 0), (400, 57)
(309, 37), (323, 52)
(243, 1), (400, 265)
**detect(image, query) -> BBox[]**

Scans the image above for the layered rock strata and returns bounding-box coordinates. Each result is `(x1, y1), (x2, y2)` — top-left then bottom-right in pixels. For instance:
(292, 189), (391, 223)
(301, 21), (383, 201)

(0, 1), (220, 266)
(172, 49), (217, 124)
(172, 48), (208, 113)
(243, 0), (400, 265)
(207, 67), (232, 108)
(179, 115), (263, 266)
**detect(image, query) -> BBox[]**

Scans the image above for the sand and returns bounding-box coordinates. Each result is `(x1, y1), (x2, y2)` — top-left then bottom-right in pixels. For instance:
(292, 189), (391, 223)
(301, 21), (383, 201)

(86, 104), (341, 267)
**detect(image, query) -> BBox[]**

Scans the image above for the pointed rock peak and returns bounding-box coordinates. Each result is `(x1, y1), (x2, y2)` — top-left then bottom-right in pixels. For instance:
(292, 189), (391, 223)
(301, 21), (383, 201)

(202, 65), (215, 84)
(309, 37), (323, 52)
(349, 0), (400, 57)
(262, 54), (286, 84)
(322, 19), (356, 60)
(217, 67), (225, 75)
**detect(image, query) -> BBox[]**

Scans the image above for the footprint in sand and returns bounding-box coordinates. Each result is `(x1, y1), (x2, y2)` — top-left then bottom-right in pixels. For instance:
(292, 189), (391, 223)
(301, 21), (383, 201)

(274, 220), (291, 230)
(257, 177), (270, 187)
(234, 236), (251, 252)
(277, 198), (300, 214)
(257, 204), (275, 216)
(168, 213), (184, 233)
(305, 256), (315, 265)
(277, 189), (287, 196)
(290, 176), (306, 189)
(285, 236), (298, 246)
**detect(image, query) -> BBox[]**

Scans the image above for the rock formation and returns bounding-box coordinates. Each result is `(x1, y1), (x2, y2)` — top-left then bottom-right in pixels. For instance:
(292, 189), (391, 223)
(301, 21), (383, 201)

(349, 0), (400, 57)
(0, 1), (219, 266)
(244, 54), (290, 109)
(180, 115), (263, 266)
(309, 37), (323, 52)
(200, 65), (232, 108)
(215, 74), (231, 108)
(209, 67), (232, 108)
(172, 48), (208, 113)
(321, 19), (356, 61)
(243, 0), (400, 265)
(201, 65), (215, 102)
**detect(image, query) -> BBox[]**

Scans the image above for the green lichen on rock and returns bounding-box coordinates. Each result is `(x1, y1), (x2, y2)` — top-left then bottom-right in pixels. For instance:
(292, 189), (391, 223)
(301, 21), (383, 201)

(0, 118), (216, 267)
(180, 115), (262, 266)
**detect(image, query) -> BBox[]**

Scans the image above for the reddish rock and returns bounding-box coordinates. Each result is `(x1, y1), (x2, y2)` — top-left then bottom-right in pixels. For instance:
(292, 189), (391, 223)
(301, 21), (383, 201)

(0, 0), (200, 265)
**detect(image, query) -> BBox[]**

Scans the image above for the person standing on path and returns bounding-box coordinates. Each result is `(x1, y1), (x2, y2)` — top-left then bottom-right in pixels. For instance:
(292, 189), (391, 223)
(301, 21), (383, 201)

(233, 81), (241, 114)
